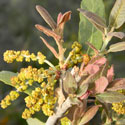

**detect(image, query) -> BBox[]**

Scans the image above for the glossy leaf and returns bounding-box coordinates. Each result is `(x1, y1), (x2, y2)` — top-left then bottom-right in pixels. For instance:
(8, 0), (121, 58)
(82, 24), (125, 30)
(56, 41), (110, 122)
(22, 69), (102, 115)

(63, 71), (77, 94)
(109, 0), (125, 29)
(96, 91), (125, 103)
(26, 118), (45, 125)
(79, 105), (99, 125)
(108, 41), (125, 52)
(107, 78), (125, 91)
(78, 0), (105, 54)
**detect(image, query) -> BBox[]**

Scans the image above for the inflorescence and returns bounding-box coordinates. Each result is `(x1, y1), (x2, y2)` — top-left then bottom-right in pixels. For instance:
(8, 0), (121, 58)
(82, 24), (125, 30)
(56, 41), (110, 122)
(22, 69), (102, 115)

(112, 90), (125, 114)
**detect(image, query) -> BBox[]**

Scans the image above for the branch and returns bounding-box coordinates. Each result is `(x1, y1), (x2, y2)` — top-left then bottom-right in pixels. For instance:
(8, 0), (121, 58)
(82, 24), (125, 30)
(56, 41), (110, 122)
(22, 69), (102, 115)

(46, 97), (72, 125)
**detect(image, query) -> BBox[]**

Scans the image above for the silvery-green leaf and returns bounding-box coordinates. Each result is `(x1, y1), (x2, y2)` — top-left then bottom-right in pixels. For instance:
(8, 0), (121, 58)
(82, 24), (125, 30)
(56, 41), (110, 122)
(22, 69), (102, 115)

(96, 91), (125, 103)
(108, 41), (125, 52)
(107, 32), (125, 39)
(27, 118), (45, 125)
(109, 0), (125, 29)
(78, 8), (106, 29)
(0, 71), (33, 95)
(0, 71), (17, 87)
(77, 84), (88, 97)
(63, 71), (77, 94)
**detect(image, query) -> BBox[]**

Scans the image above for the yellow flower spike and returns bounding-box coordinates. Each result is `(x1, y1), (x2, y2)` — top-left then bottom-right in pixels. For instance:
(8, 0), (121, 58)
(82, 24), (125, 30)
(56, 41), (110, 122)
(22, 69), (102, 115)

(41, 82), (46, 88)
(37, 52), (46, 64)
(32, 91), (39, 98)
(10, 91), (19, 101)
(30, 53), (37, 61)
(0, 100), (8, 109)
(3, 50), (16, 63)
(22, 108), (32, 119)
(42, 104), (54, 116)
(33, 103), (41, 112)
(28, 80), (34, 86)
(35, 87), (42, 92)
(16, 55), (24, 62)
(112, 90), (125, 114)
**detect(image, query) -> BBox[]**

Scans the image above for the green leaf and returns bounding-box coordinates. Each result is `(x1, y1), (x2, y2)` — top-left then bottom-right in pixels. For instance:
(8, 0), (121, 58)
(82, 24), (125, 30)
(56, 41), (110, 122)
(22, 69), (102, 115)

(77, 83), (88, 97)
(108, 41), (125, 53)
(78, 0), (105, 54)
(78, 8), (106, 32)
(63, 71), (77, 94)
(0, 71), (17, 87)
(26, 118), (45, 125)
(0, 71), (33, 95)
(96, 91), (125, 103)
(109, 0), (125, 29)
(79, 105), (99, 125)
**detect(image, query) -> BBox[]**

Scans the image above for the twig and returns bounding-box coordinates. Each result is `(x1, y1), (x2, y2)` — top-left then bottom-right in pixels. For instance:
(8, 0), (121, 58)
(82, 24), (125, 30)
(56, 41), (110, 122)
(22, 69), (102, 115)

(46, 97), (72, 125)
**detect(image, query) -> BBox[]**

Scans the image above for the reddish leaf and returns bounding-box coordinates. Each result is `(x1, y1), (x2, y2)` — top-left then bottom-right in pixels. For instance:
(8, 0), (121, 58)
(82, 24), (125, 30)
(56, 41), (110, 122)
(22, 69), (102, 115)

(107, 65), (114, 82)
(35, 24), (61, 41)
(57, 13), (63, 25)
(79, 105), (99, 125)
(94, 76), (109, 93)
(93, 57), (106, 66)
(107, 78), (125, 91)
(36, 5), (57, 29)
(84, 64), (99, 75)
(40, 37), (59, 59)
(57, 11), (71, 35)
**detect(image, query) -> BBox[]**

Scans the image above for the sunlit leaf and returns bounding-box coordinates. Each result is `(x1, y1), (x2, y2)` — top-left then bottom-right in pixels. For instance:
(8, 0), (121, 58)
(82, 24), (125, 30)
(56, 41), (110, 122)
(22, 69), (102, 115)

(79, 105), (99, 125)
(108, 41), (125, 52)
(0, 71), (17, 87)
(96, 91), (125, 103)
(109, 0), (125, 29)
(78, 0), (105, 54)
(0, 71), (33, 95)
(26, 118), (45, 125)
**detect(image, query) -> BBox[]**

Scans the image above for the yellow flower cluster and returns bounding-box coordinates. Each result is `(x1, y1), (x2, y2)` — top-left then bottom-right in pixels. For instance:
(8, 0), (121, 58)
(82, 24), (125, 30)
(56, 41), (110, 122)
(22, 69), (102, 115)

(82, 54), (90, 65)
(41, 79), (57, 116)
(60, 117), (71, 125)
(11, 66), (44, 92)
(68, 41), (83, 67)
(112, 90), (125, 114)
(22, 87), (44, 119)
(0, 91), (19, 109)
(22, 79), (57, 119)
(3, 50), (46, 64)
